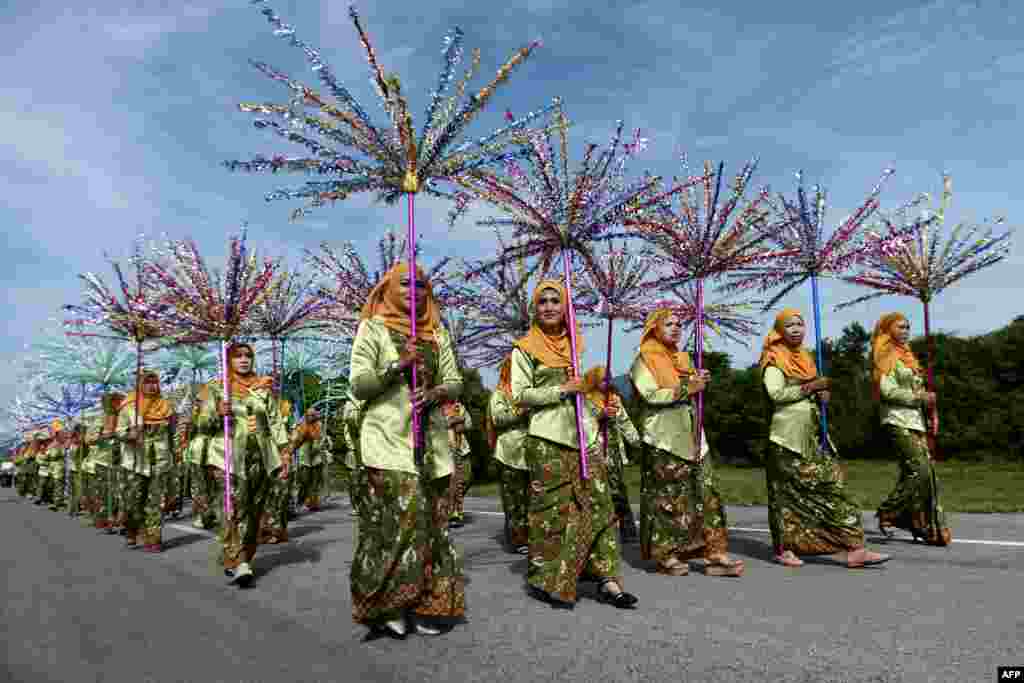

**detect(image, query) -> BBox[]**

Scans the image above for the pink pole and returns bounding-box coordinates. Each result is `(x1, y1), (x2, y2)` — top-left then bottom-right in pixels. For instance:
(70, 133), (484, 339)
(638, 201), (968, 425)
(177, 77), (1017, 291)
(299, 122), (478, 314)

(561, 250), (589, 480)
(221, 340), (233, 520)
(923, 300), (938, 436)
(600, 315), (613, 460)
(407, 194), (422, 459)
(694, 278), (705, 461)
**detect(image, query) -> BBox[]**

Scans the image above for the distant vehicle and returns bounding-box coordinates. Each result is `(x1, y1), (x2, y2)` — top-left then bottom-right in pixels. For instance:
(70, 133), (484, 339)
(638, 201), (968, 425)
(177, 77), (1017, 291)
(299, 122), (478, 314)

(0, 461), (14, 488)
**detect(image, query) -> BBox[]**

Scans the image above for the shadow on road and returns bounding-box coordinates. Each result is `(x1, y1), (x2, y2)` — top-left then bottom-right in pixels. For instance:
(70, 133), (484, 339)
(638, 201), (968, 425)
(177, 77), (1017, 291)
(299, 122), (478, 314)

(287, 524), (325, 540)
(162, 533), (208, 551)
(253, 539), (332, 576)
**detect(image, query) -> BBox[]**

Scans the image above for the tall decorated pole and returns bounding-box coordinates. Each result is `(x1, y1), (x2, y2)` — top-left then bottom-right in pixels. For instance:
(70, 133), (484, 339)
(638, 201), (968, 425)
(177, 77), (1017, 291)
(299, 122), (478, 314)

(144, 228), (278, 521)
(63, 239), (172, 518)
(452, 112), (684, 477)
(627, 159), (792, 461)
(727, 167), (915, 454)
(226, 1), (556, 469)
(837, 173), (1013, 458)
(575, 239), (661, 461)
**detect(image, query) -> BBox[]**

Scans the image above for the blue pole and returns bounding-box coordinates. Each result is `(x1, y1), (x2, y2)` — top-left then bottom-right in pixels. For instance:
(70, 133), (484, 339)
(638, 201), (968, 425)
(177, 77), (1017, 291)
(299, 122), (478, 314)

(809, 273), (830, 453)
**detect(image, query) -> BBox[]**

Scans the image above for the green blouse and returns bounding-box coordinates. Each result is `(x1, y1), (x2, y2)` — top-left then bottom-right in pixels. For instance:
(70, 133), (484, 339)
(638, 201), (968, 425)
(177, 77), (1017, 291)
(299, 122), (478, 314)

(489, 389), (528, 471)
(763, 365), (836, 457)
(349, 318), (463, 479)
(879, 360), (927, 432)
(629, 354), (708, 461)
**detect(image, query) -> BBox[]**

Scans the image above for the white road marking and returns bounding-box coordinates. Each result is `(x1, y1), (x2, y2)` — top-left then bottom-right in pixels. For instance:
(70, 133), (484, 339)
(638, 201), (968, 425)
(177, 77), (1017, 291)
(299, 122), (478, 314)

(162, 508), (1024, 549)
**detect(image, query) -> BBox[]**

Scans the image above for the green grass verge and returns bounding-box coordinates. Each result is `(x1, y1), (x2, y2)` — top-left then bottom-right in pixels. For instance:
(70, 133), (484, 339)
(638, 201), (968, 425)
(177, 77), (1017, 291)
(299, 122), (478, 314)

(416, 459), (1024, 514)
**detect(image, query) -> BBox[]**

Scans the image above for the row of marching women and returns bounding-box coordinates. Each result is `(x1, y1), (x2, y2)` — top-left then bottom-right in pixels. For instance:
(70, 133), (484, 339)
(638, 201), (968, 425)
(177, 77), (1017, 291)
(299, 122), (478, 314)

(7, 260), (952, 641)
(9, 353), (335, 587)
(345, 262), (951, 639)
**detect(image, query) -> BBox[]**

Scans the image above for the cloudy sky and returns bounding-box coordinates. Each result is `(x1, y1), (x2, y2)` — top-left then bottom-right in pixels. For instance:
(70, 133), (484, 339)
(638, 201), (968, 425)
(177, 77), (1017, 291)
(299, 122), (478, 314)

(2, 0), (1021, 431)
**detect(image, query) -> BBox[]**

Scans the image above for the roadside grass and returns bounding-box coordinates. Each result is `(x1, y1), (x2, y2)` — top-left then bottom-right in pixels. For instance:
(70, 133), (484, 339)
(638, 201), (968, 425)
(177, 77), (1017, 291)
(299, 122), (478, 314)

(339, 458), (1024, 513)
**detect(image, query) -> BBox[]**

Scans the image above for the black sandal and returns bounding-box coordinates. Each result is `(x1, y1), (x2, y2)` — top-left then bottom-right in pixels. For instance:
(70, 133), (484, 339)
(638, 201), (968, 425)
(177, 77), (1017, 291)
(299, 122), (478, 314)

(514, 545), (529, 555)
(596, 580), (638, 609)
(527, 585), (575, 609)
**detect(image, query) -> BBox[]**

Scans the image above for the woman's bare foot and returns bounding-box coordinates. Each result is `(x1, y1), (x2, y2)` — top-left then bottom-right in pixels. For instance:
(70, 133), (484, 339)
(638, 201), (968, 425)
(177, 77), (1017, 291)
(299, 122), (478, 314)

(837, 547), (890, 568)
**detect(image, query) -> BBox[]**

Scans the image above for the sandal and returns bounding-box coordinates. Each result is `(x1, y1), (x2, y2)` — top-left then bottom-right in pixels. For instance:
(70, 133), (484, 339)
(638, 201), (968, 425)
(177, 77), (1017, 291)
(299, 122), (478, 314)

(703, 555), (745, 577)
(844, 547), (890, 568)
(596, 580), (638, 609)
(514, 545), (529, 555)
(527, 585), (575, 609)
(877, 521), (894, 539)
(656, 558), (689, 576)
(773, 551), (804, 567)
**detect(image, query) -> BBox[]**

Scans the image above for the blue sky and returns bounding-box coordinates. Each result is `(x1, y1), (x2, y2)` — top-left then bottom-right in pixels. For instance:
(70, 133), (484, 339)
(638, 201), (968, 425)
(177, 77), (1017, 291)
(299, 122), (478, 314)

(2, 0), (1022, 432)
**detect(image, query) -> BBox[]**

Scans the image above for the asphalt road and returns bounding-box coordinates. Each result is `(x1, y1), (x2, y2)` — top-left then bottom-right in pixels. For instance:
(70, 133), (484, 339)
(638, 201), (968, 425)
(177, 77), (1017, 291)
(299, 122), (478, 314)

(2, 487), (1022, 683)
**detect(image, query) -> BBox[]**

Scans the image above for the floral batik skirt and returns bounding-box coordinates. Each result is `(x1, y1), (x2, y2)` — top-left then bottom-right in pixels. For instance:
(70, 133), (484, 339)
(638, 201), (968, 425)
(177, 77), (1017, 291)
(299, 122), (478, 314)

(499, 463), (530, 548)
(877, 425), (951, 545)
(639, 446), (729, 565)
(350, 468), (465, 625)
(525, 436), (621, 603)
(765, 441), (865, 554)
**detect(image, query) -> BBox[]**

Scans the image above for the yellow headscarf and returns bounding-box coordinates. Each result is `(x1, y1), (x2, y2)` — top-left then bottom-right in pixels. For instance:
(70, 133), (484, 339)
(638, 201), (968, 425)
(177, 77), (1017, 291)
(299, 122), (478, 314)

(360, 261), (440, 343)
(122, 369), (174, 424)
(871, 312), (921, 401)
(513, 279), (583, 370)
(581, 366), (621, 410)
(758, 308), (818, 381)
(638, 308), (693, 389)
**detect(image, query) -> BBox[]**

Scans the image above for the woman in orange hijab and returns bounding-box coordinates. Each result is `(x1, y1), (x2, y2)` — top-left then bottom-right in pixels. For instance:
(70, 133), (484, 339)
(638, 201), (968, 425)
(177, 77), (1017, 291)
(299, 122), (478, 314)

(629, 308), (743, 578)
(510, 279), (638, 610)
(488, 353), (531, 553)
(117, 369), (176, 552)
(195, 342), (291, 586)
(761, 309), (889, 568)
(349, 261), (466, 638)
(871, 313), (950, 546)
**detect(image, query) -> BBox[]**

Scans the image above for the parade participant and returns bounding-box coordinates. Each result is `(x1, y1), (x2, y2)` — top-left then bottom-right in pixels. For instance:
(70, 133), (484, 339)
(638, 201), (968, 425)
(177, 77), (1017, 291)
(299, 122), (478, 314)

(293, 407), (332, 512)
(341, 392), (364, 518)
(183, 400), (214, 530)
(510, 279), (637, 609)
(78, 405), (104, 522)
(260, 397), (294, 544)
(44, 421), (65, 510)
(581, 366), (642, 546)
(195, 342), (290, 586)
(761, 309), (890, 568)
(349, 261), (465, 637)
(66, 421), (87, 517)
(89, 393), (125, 531)
(117, 370), (176, 552)
(487, 355), (529, 554)
(631, 309), (743, 577)
(871, 313), (951, 546)
(33, 428), (54, 505)
(444, 399), (472, 529)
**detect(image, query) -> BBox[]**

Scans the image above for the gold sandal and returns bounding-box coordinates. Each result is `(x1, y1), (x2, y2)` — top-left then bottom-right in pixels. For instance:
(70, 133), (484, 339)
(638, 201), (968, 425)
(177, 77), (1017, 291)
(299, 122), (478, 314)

(656, 558), (689, 576)
(703, 555), (745, 577)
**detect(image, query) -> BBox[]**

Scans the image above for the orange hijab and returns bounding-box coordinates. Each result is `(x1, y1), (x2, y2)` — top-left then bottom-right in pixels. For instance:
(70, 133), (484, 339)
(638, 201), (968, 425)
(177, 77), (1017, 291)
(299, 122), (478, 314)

(871, 313), (921, 401)
(639, 309), (693, 389)
(360, 261), (440, 343)
(207, 343), (274, 400)
(122, 370), (174, 424)
(582, 366), (621, 410)
(513, 279), (583, 370)
(758, 308), (818, 381)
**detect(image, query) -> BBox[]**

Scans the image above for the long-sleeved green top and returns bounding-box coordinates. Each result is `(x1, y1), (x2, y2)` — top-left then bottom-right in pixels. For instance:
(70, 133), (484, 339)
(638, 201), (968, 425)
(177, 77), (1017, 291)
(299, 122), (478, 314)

(80, 409), (107, 473)
(879, 360), (927, 432)
(43, 443), (63, 477)
(510, 348), (597, 450)
(117, 404), (176, 477)
(349, 318), (463, 479)
(342, 396), (363, 469)
(194, 379), (288, 477)
(295, 424), (333, 467)
(489, 389), (528, 471)
(763, 365), (835, 457)
(629, 355), (708, 461)
(584, 396), (642, 466)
